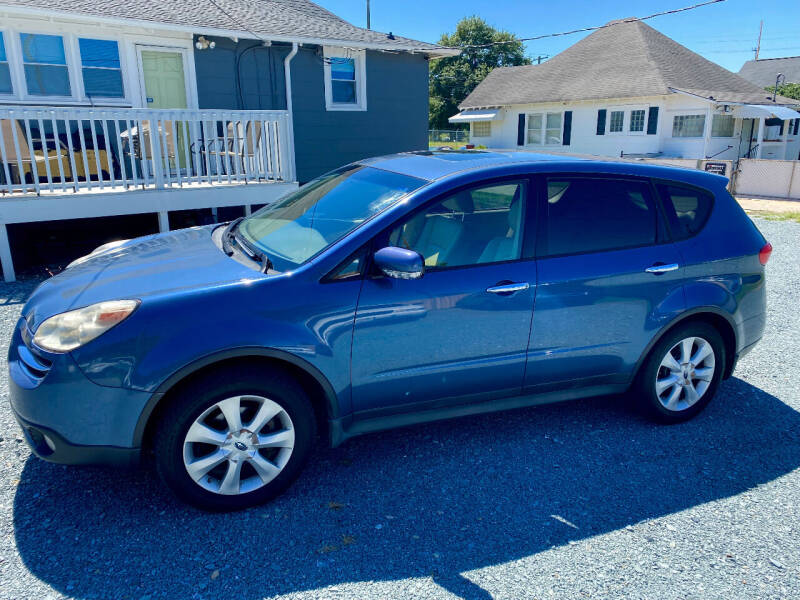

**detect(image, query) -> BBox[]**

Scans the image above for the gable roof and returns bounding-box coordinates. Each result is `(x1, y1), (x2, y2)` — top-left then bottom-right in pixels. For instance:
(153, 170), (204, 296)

(739, 56), (800, 88)
(0, 0), (455, 56)
(460, 19), (795, 108)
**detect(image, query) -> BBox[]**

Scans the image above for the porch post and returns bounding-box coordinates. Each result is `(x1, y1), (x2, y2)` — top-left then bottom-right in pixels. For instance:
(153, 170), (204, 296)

(0, 224), (16, 283)
(755, 118), (765, 158)
(702, 105), (713, 159)
(158, 211), (170, 233)
(782, 120), (789, 159)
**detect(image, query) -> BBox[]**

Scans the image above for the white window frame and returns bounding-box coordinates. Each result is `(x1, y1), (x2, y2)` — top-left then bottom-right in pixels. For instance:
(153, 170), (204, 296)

(671, 113), (706, 138)
(0, 26), (133, 105)
(710, 114), (735, 138)
(607, 109), (625, 134)
(15, 29), (76, 102)
(323, 46), (367, 112)
(76, 35), (126, 102)
(0, 30), (14, 97)
(526, 111), (562, 146)
(472, 121), (491, 137)
(628, 108), (647, 134)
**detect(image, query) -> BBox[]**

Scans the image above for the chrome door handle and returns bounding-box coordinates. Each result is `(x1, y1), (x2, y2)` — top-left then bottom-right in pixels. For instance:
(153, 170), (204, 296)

(645, 263), (679, 274)
(486, 282), (530, 294)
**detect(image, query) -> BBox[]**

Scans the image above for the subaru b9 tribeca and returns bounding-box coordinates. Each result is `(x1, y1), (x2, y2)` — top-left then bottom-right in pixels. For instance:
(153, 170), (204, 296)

(9, 151), (769, 510)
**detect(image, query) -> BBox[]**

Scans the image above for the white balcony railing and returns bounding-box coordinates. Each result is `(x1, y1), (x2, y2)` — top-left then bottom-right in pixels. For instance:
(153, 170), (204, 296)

(0, 106), (294, 195)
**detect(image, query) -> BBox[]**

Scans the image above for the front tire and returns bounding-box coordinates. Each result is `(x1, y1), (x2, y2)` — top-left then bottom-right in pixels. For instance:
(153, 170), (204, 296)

(635, 322), (725, 423)
(154, 366), (315, 511)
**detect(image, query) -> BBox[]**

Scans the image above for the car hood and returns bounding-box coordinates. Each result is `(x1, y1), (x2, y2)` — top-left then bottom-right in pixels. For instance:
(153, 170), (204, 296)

(23, 225), (260, 331)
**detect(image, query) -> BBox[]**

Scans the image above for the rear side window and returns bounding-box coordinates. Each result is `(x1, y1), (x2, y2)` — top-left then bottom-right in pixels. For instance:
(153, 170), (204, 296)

(657, 184), (713, 240)
(544, 177), (658, 256)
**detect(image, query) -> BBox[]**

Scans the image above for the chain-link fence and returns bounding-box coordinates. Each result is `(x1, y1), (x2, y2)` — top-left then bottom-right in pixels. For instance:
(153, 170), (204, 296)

(428, 129), (470, 148)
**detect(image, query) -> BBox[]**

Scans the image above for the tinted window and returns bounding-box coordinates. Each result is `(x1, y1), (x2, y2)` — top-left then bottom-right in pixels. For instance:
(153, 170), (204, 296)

(388, 181), (526, 268)
(545, 177), (657, 256)
(658, 184), (713, 240)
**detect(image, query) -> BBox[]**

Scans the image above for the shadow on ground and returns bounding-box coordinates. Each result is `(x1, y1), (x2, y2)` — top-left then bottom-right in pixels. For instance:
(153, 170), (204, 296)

(13, 377), (800, 599)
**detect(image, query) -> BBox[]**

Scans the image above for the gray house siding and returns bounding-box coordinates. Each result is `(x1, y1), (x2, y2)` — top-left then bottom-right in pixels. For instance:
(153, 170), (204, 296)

(193, 38), (429, 183)
(193, 37), (288, 111)
(290, 48), (429, 182)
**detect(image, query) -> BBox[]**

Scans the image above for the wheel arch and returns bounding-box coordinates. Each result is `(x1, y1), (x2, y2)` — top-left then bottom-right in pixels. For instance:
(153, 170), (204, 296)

(134, 348), (340, 450)
(634, 307), (738, 382)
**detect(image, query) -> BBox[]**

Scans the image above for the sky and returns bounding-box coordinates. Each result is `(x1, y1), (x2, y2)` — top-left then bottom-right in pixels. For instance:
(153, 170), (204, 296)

(314, 0), (800, 73)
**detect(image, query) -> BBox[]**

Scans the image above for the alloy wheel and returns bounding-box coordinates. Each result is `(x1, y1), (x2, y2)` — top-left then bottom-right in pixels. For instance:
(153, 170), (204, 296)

(655, 336), (716, 412)
(182, 395), (295, 495)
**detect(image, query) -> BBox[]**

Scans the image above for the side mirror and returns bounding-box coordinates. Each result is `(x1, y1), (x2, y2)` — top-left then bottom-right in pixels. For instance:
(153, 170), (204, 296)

(373, 246), (424, 280)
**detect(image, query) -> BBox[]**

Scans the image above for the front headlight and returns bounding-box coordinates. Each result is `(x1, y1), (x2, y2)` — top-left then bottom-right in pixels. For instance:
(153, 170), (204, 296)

(33, 300), (140, 353)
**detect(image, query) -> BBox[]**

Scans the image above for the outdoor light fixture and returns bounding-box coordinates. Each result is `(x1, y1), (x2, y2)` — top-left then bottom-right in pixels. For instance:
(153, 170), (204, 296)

(195, 36), (216, 50)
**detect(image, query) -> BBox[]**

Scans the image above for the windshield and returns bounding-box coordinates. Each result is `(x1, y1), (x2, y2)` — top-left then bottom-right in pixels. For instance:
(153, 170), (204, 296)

(238, 165), (426, 271)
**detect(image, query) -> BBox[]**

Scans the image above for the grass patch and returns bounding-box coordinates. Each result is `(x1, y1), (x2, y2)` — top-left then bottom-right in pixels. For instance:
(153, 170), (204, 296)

(747, 210), (800, 224)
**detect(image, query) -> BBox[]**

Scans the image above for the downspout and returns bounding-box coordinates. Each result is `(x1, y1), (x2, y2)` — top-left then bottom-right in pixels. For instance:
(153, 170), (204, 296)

(283, 42), (299, 182)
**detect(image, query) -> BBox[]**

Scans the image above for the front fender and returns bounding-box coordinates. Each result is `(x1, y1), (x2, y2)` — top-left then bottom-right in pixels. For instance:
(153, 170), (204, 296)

(71, 275), (361, 415)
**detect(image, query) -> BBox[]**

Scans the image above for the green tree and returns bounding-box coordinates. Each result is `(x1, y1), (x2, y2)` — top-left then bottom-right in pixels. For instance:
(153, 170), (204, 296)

(768, 82), (800, 100)
(429, 16), (530, 129)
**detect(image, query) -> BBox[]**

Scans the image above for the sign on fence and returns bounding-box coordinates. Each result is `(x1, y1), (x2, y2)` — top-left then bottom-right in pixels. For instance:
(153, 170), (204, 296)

(704, 162), (727, 176)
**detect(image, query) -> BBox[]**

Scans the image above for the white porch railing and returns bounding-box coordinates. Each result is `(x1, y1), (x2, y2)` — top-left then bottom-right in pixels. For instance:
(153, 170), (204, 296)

(0, 106), (294, 195)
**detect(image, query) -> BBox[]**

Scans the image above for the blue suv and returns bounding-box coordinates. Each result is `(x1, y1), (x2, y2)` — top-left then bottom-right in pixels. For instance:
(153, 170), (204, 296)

(9, 151), (770, 510)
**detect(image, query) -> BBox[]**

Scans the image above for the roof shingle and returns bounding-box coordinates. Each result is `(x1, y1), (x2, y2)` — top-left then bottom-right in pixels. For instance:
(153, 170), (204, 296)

(739, 57), (800, 88)
(0, 0), (451, 54)
(460, 20), (795, 108)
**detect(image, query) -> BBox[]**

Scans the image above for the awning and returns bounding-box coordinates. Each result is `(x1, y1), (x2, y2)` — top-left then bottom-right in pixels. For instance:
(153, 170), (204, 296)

(734, 104), (800, 120)
(448, 109), (503, 123)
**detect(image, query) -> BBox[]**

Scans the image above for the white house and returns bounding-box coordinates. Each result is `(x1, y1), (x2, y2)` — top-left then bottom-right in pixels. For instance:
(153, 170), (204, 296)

(450, 20), (800, 163)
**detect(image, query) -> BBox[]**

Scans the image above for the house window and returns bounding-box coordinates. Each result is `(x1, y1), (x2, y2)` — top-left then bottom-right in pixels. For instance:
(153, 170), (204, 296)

(763, 118), (784, 141)
(527, 112), (561, 145)
(473, 121), (491, 137)
(330, 58), (356, 103)
(629, 109), (645, 132)
(0, 33), (11, 94)
(323, 47), (366, 111)
(79, 38), (124, 98)
(609, 110), (624, 133)
(20, 33), (71, 96)
(672, 114), (706, 137)
(711, 115), (735, 137)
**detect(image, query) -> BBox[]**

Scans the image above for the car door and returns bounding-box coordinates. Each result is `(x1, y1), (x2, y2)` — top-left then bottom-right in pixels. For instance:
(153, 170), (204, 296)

(525, 174), (685, 391)
(350, 178), (537, 416)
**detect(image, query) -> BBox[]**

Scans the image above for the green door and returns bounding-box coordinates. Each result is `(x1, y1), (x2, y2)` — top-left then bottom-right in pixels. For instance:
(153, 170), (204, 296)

(140, 50), (188, 170)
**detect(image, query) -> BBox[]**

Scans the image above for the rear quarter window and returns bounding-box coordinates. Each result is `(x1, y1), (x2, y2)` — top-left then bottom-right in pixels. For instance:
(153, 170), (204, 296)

(544, 177), (658, 256)
(657, 184), (714, 240)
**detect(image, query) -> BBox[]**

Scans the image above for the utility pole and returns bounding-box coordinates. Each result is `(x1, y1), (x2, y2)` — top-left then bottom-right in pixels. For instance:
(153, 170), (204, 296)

(534, 55), (549, 64)
(755, 20), (763, 59)
(366, 0), (371, 29)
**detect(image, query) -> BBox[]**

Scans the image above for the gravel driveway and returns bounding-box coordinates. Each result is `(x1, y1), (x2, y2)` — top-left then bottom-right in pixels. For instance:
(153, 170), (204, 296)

(1, 217), (798, 600)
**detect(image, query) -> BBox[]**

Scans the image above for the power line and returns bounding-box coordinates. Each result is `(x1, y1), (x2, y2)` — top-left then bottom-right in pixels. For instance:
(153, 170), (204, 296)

(423, 0), (727, 53)
(203, 0), (726, 62)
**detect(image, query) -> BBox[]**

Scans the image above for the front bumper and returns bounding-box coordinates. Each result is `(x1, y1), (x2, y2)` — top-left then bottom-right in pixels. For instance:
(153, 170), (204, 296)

(12, 409), (140, 466)
(8, 317), (151, 466)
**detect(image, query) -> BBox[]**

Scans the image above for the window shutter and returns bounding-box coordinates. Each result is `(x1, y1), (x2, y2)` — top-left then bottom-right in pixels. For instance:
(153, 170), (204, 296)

(562, 111), (572, 145)
(647, 107), (659, 135)
(517, 114), (526, 146)
(596, 109), (606, 135)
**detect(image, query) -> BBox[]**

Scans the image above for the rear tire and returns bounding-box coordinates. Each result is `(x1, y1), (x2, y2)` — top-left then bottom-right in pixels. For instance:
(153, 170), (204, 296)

(634, 322), (725, 423)
(154, 365), (315, 511)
